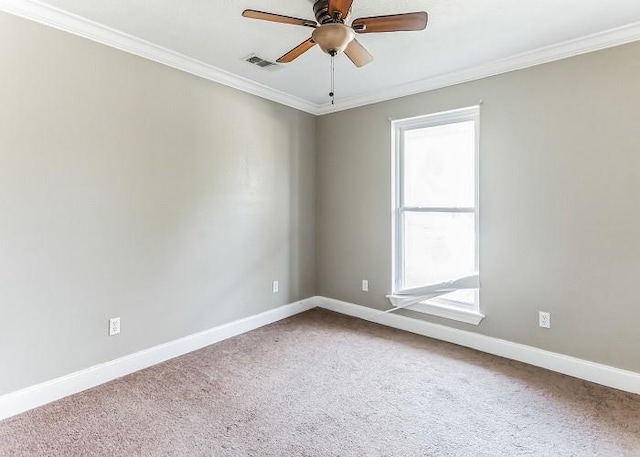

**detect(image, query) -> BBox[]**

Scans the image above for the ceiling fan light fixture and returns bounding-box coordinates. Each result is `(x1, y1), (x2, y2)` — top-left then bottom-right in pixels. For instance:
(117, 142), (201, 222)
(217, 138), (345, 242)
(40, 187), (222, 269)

(312, 24), (355, 55)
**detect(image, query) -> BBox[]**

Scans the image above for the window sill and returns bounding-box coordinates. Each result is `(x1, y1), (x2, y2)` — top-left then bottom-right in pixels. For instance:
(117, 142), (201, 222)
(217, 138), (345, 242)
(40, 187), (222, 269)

(394, 300), (485, 326)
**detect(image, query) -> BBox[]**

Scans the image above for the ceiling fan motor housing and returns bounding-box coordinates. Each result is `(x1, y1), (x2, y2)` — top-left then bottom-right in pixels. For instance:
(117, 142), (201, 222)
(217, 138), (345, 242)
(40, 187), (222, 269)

(313, 0), (336, 25)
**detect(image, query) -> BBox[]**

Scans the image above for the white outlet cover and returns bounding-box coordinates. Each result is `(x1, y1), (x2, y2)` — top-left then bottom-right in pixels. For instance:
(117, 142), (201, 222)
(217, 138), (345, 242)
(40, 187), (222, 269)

(272, 280), (279, 293)
(109, 317), (121, 336)
(362, 279), (369, 292)
(539, 311), (551, 329)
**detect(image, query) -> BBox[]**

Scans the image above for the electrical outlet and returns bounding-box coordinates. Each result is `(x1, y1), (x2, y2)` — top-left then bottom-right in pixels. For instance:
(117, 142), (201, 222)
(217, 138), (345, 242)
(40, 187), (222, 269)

(109, 317), (121, 336)
(362, 279), (369, 292)
(539, 311), (551, 329)
(272, 280), (279, 293)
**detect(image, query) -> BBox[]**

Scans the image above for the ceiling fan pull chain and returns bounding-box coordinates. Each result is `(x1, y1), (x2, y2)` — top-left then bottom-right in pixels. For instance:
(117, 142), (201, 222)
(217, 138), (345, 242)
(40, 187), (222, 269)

(330, 54), (335, 105)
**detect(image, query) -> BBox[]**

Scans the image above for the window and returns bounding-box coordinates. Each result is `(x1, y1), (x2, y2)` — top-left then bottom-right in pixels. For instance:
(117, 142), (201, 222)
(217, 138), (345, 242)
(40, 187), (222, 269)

(390, 106), (483, 325)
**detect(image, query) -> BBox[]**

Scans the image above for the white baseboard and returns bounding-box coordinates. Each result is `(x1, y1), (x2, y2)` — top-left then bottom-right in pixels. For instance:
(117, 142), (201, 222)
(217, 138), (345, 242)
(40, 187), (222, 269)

(3, 295), (637, 422)
(316, 297), (640, 395)
(0, 298), (316, 421)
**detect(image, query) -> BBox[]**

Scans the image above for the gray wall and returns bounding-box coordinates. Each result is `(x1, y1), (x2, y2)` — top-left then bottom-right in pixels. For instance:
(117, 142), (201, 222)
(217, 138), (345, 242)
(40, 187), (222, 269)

(2, 8), (639, 398)
(0, 12), (316, 395)
(317, 41), (640, 372)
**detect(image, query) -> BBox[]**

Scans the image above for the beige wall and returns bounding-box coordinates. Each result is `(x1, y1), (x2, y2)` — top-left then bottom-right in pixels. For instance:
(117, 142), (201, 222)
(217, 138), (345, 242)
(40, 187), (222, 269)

(0, 12), (316, 395)
(3, 7), (640, 397)
(317, 41), (640, 372)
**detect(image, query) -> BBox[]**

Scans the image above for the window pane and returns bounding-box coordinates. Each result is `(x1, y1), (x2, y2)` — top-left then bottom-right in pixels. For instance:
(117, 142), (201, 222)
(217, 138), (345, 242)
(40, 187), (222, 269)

(403, 121), (475, 208)
(403, 212), (476, 289)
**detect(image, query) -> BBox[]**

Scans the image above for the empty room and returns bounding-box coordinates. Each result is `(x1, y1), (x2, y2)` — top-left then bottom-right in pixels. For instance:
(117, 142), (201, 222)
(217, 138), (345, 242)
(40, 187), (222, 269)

(1, 0), (640, 455)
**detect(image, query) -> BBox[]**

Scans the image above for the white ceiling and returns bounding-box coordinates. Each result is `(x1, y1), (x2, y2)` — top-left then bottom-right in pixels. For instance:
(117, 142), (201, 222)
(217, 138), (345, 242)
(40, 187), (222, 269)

(11, 0), (640, 109)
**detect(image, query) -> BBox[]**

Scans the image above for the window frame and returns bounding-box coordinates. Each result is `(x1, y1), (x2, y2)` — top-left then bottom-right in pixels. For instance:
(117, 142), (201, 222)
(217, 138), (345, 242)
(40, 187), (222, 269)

(391, 106), (482, 323)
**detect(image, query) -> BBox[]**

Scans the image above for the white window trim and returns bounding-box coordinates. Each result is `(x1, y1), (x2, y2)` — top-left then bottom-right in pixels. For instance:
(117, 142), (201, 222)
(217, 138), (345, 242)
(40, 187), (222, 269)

(404, 300), (484, 326)
(391, 106), (484, 325)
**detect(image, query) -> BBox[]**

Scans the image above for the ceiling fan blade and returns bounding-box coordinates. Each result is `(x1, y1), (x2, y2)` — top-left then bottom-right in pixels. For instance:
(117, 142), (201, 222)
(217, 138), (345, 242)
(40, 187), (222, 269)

(277, 38), (317, 63)
(344, 39), (373, 68)
(352, 12), (428, 33)
(242, 9), (317, 28)
(328, 0), (354, 20)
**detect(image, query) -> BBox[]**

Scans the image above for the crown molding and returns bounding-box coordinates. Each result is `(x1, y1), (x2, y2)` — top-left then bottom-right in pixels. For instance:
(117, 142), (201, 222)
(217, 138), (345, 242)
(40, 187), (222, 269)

(0, 0), (318, 115)
(1, 0), (639, 117)
(317, 21), (640, 115)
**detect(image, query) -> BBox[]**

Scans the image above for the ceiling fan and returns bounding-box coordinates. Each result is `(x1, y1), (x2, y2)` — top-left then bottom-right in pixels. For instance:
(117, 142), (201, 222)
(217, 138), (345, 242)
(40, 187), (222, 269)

(242, 0), (428, 68)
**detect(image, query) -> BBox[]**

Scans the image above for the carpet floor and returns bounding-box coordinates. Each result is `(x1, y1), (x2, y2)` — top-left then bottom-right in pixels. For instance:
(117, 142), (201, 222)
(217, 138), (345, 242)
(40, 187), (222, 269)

(1, 308), (639, 456)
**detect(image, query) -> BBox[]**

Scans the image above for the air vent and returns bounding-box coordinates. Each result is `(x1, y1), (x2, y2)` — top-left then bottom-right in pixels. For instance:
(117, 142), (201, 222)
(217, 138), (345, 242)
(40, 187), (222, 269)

(243, 54), (281, 71)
